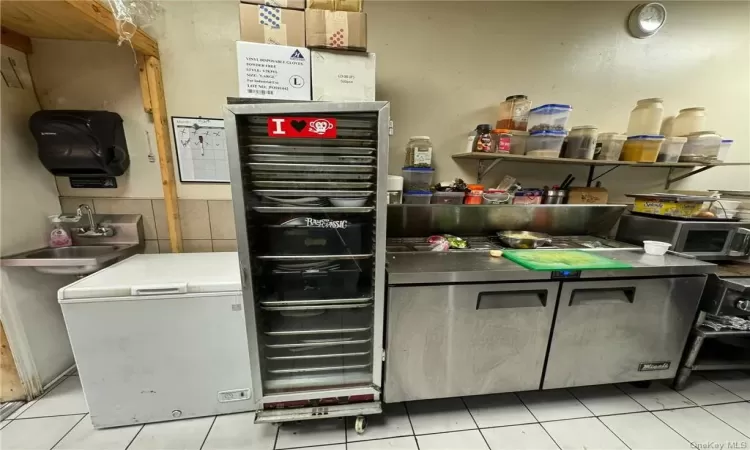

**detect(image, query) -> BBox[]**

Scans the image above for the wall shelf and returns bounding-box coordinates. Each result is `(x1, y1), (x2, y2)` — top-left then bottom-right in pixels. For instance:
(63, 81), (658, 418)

(451, 153), (750, 189)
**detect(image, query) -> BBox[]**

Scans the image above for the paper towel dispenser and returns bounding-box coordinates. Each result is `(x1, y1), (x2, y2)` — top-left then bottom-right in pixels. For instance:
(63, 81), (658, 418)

(29, 110), (130, 177)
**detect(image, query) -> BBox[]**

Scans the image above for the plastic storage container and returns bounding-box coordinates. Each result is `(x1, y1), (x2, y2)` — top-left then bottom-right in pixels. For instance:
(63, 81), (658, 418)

(509, 130), (529, 155)
(526, 130), (566, 157)
(491, 129), (512, 153)
(527, 104), (573, 132)
(482, 190), (512, 205)
(564, 126), (598, 159)
(513, 189), (544, 205)
(464, 184), (484, 205)
(620, 135), (665, 162)
(594, 133), (627, 161)
(672, 107), (706, 137)
(403, 191), (433, 204)
(402, 167), (434, 191)
(496, 95), (532, 131)
(404, 136), (433, 167)
(626, 98), (664, 136)
(718, 139), (733, 162)
(267, 221), (365, 255)
(431, 191), (465, 205)
(680, 131), (721, 162)
(657, 136), (687, 162)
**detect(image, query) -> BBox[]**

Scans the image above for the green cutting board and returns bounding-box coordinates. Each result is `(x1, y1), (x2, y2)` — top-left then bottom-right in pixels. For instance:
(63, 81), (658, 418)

(503, 250), (632, 271)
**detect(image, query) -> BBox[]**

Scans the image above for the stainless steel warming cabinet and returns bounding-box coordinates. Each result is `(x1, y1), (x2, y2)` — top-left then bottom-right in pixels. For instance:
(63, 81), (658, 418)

(224, 101), (389, 431)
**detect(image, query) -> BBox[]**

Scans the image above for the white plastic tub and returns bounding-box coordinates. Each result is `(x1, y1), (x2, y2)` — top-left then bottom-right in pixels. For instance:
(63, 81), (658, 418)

(657, 136), (687, 163)
(672, 107), (706, 137)
(527, 104), (572, 133)
(595, 133), (627, 161)
(644, 240), (671, 256)
(626, 98), (663, 136)
(526, 130), (566, 158)
(680, 131), (721, 162)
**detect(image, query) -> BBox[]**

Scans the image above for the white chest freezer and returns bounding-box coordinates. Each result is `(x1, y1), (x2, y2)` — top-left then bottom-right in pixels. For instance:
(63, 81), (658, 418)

(58, 252), (254, 429)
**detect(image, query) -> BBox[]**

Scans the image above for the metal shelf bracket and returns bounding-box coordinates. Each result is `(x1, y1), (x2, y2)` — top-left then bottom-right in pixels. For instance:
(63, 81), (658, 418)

(665, 166), (715, 189)
(477, 159), (503, 183)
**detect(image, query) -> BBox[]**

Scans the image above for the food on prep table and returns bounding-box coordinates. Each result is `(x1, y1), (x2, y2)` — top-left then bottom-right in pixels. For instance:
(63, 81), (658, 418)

(696, 210), (716, 218)
(427, 234), (467, 251)
(489, 249), (504, 258)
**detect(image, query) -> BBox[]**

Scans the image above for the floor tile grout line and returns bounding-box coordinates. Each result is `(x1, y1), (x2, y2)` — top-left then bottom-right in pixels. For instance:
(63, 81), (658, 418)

(459, 397), (490, 450)
(696, 373), (749, 400)
(648, 409), (699, 445)
(615, 380), (698, 411)
(700, 404), (750, 440)
(271, 421), (280, 450)
(402, 402), (418, 439)
(12, 375), (78, 420)
(514, 392), (542, 424)
(49, 413), (87, 450)
(566, 388), (632, 450)
(199, 415), (218, 450)
(123, 424), (145, 450)
(11, 412), (91, 421)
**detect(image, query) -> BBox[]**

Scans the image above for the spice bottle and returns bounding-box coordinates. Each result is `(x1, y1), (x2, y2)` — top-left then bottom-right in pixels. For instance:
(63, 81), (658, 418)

(473, 124), (493, 153)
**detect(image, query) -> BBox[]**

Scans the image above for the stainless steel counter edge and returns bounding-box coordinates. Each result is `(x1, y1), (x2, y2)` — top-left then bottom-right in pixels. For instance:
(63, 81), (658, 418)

(386, 250), (717, 285)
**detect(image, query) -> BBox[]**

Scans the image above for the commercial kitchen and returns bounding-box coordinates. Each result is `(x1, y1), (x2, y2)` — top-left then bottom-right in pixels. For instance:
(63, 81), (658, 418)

(1, 1), (750, 450)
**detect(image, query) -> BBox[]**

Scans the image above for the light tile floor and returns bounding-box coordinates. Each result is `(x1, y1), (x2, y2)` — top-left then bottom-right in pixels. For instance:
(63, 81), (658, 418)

(1, 370), (749, 450)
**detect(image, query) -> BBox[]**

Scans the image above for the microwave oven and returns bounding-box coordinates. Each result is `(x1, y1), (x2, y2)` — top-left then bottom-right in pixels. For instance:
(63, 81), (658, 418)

(616, 214), (750, 261)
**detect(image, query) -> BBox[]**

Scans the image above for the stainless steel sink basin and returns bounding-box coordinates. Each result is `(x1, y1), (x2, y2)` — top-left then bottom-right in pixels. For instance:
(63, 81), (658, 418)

(1, 244), (142, 276)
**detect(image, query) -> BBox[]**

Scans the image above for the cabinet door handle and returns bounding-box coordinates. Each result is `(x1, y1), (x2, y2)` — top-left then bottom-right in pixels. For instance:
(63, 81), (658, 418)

(476, 290), (547, 309)
(569, 287), (635, 306)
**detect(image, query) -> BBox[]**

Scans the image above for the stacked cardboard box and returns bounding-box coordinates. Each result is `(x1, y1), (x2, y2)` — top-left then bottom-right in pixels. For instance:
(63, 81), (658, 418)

(237, 0), (311, 100)
(306, 0), (375, 101)
(236, 0), (376, 102)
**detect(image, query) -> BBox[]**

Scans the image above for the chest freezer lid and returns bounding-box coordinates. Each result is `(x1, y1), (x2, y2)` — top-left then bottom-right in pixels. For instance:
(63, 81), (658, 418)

(59, 253), (242, 301)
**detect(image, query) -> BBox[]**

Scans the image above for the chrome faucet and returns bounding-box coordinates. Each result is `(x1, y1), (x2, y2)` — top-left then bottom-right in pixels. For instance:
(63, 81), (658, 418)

(72, 204), (115, 237)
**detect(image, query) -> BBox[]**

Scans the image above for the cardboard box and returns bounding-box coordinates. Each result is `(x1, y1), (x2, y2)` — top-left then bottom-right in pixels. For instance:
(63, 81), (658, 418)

(307, 0), (363, 12)
(312, 50), (375, 101)
(236, 42), (311, 100)
(241, 0), (305, 10)
(239, 3), (306, 47)
(306, 10), (367, 51)
(567, 187), (609, 204)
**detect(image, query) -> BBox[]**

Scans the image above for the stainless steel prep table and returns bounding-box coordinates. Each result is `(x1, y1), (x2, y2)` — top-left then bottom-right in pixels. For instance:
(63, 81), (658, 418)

(384, 249), (716, 402)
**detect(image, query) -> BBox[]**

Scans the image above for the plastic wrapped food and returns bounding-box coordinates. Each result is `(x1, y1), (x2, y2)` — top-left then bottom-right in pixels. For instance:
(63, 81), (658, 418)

(427, 234), (467, 251)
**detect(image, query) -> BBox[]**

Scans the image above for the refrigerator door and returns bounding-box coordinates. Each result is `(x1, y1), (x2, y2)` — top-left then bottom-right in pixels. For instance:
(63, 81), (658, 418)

(61, 290), (253, 428)
(543, 276), (706, 389)
(59, 253), (241, 301)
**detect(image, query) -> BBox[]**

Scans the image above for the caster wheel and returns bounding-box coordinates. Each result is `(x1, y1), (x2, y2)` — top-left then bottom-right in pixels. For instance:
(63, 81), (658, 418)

(354, 415), (367, 434)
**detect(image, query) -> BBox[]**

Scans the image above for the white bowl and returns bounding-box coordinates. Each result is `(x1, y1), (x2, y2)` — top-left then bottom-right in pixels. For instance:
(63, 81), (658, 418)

(643, 240), (671, 256)
(330, 198), (368, 207)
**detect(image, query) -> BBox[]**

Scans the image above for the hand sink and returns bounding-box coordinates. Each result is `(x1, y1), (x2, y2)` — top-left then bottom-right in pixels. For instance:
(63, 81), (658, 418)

(1, 244), (142, 276)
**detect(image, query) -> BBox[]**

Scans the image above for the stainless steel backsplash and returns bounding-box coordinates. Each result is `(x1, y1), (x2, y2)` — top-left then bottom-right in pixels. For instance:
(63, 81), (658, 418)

(386, 205), (627, 237)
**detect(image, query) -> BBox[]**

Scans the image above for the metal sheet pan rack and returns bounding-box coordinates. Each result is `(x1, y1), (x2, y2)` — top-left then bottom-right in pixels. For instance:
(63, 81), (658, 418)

(225, 101), (389, 431)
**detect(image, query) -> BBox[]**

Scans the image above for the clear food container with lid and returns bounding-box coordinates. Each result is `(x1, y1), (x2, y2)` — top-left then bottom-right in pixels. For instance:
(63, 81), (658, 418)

(594, 133), (627, 161)
(680, 131), (721, 162)
(403, 191), (433, 204)
(620, 135), (665, 162)
(525, 130), (566, 158)
(402, 167), (434, 191)
(626, 98), (664, 136)
(527, 104), (573, 132)
(563, 126), (598, 159)
(431, 191), (465, 205)
(657, 136), (687, 162)
(496, 95), (532, 131)
(404, 136), (433, 167)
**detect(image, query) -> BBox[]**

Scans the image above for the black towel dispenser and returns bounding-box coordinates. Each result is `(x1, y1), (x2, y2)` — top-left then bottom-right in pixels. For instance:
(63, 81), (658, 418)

(29, 110), (130, 177)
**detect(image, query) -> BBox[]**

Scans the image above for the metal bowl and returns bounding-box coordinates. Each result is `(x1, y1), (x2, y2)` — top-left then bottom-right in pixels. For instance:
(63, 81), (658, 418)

(497, 231), (552, 249)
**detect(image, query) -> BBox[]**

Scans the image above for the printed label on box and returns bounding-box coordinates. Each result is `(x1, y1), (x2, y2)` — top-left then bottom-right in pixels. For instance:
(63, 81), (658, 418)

(237, 42), (311, 100)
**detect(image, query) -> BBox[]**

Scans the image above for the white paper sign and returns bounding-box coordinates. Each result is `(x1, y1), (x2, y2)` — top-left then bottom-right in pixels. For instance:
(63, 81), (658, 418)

(236, 42), (311, 101)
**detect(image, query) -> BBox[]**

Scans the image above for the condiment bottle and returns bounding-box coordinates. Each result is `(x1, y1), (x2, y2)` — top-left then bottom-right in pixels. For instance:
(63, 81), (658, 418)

(491, 129), (512, 153)
(473, 124), (492, 153)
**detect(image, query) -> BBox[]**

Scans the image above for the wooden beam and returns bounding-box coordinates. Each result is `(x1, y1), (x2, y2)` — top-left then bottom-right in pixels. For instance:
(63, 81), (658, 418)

(1, 0), (158, 57)
(0, 27), (32, 54)
(137, 54), (152, 114)
(145, 56), (182, 253)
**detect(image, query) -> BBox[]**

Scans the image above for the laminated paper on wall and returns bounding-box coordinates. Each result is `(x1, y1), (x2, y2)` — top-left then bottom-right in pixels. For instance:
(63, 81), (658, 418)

(240, 0), (306, 10)
(240, 4), (306, 47)
(306, 10), (366, 51)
